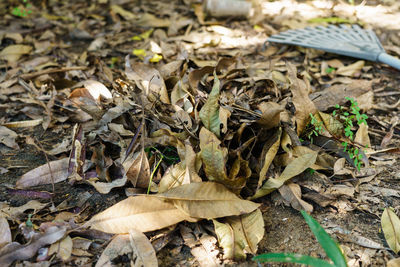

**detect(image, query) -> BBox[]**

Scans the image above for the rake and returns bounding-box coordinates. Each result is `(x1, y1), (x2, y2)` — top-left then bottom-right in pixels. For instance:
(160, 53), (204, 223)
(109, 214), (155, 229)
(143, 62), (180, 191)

(267, 24), (400, 71)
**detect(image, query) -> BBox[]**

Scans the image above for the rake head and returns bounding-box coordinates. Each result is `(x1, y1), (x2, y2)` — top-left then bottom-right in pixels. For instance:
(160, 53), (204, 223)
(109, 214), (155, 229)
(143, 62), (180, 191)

(267, 24), (400, 70)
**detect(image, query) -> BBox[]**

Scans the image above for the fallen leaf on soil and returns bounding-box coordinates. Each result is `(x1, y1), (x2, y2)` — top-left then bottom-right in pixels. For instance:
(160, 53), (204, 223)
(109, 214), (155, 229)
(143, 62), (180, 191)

(82, 80), (112, 100)
(86, 195), (197, 234)
(199, 75), (221, 137)
(0, 225), (67, 266)
(0, 126), (19, 150)
(257, 102), (284, 129)
(310, 80), (372, 111)
(213, 209), (264, 260)
(251, 151), (318, 199)
(336, 60), (364, 76)
(48, 235), (72, 261)
(258, 128), (281, 189)
(125, 61), (170, 104)
(0, 200), (47, 220)
(0, 216), (11, 248)
(2, 119), (43, 128)
(387, 257), (400, 267)
(86, 175), (127, 194)
(125, 149), (151, 188)
(0, 45), (32, 63)
(96, 230), (157, 267)
(286, 62), (317, 134)
(180, 225), (222, 267)
(278, 182), (313, 213)
(157, 182), (260, 219)
(381, 207), (400, 253)
(16, 158), (69, 189)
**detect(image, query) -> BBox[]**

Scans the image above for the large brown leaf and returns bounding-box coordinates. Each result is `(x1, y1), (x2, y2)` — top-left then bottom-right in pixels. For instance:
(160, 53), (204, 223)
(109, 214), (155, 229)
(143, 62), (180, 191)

(96, 231), (157, 267)
(251, 151), (318, 199)
(213, 209), (264, 260)
(286, 62), (317, 135)
(16, 158), (69, 189)
(86, 195), (197, 234)
(157, 182), (260, 219)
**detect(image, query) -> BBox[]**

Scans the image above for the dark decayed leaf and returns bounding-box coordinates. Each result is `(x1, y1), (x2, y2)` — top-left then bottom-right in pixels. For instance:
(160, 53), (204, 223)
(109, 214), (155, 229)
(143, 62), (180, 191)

(0, 225), (67, 266)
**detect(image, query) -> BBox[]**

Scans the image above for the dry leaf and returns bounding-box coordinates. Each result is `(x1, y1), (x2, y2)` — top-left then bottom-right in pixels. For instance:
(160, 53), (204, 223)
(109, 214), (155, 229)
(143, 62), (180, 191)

(387, 258), (400, 267)
(157, 182), (260, 219)
(96, 231), (157, 267)
(0, 45), (32, 63)
(381, 207), (400, 253)
(125, 149), (151, 188)
(16, 158), (69, 189)
(257, 102), (284, 129)
(213, 209), (264, 260)
(125, 62), (170, 104)
(251, 151), (318, 199)
(199, 75), (221, 137)
(86, 195), (196, 234)
(286, 62), (317, 134)
(258, 128), (281, 188)
(278, 182), (313, 213)
(0, 225), (67, 266)
(0, 200), (47, 220)
(336, 60), (365, 76)
(48, 235), (72, 261)
(86, 175), (127, 194)
(0, 217), (11, 248)
(0, 126), (19, 149)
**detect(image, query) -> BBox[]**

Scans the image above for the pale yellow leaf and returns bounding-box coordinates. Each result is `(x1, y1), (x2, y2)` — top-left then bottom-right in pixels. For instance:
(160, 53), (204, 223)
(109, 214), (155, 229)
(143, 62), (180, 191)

(157, 182), (260, 219)
(0, 45), (32, 63)
(49, 235), (72, 261)
(381, 207), (400, 253)
(214, 209), (264, 260)
(0, 216), (11, 248)
(0, 126), (19, 149)
(96, 231), (157, 267)
(336, 60), (364, 76)
(86, 195), (196, 234)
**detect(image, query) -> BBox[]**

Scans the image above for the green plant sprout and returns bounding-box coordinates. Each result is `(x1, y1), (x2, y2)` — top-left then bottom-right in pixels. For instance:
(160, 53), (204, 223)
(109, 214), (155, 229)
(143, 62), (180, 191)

(12, 0), (32, 17)
(145, 146), (180, 194)
(306, 113), (324, 143)
(332, 97), (368, 171)
(253, 210), (347, 267)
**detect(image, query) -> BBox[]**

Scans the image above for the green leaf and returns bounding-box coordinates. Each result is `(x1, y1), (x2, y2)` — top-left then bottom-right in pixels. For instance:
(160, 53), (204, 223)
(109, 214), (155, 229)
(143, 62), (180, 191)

(199, 74), (221, 137)
(301, 211), (347, 267)
(253, 253), (334, 267)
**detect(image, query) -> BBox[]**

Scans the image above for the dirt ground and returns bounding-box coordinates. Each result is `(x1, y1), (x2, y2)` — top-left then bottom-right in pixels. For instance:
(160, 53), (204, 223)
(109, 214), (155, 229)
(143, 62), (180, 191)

(1, 0), (400, 266)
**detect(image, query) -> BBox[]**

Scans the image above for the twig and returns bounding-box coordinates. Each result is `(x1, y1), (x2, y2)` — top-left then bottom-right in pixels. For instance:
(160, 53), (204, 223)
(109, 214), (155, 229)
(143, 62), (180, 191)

(19, 66), (87, 80)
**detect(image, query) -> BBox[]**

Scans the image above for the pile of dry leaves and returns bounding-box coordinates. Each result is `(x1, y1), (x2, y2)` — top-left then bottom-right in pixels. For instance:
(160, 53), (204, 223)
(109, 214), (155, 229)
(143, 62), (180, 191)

(0, 0), (400, 266)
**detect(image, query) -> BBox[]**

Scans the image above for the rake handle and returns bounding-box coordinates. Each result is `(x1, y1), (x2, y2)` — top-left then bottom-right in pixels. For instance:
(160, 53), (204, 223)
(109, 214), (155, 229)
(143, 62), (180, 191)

(377, 53), (400, 71)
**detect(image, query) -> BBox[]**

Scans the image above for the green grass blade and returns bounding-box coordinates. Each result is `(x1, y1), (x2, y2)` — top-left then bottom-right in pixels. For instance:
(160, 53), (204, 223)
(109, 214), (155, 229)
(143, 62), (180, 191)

(253, 253), (334, 267)
(301, 210), (347, 267)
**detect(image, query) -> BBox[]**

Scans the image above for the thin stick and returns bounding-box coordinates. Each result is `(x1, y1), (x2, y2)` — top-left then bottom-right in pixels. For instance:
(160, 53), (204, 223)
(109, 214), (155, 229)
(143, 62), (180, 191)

(19, 66), (87, 80)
